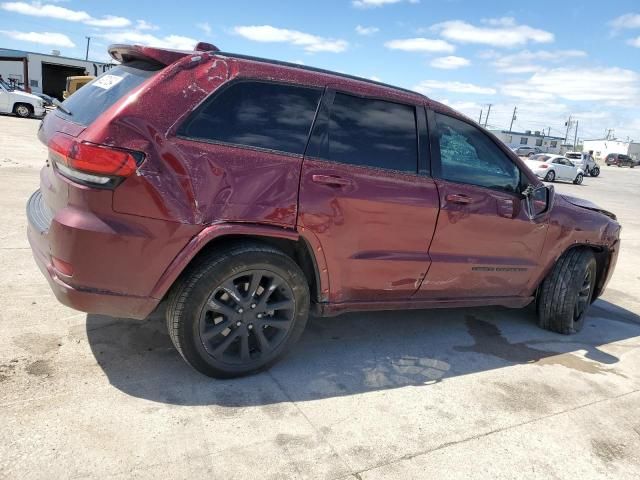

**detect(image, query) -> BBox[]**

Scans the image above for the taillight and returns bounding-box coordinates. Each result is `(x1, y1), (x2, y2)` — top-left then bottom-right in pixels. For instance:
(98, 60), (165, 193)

(540, 164), (549, 168)
(48, 133), (143, 187)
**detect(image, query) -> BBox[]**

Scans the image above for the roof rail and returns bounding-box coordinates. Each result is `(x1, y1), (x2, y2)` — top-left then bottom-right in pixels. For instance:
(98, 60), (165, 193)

(216, 51), (425, 98)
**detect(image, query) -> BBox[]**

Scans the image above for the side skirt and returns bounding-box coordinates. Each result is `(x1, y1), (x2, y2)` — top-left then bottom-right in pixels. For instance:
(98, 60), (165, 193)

(312, 296), (535, 317)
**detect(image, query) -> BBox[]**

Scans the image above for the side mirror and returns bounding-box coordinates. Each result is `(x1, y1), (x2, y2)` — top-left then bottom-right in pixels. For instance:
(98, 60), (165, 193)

(523, 184), (553, 218)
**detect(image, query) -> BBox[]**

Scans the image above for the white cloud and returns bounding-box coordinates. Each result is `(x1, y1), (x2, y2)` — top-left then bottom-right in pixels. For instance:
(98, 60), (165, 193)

(234, 25), (348, 53)
(628, 36), (640, 47)
(385, 37), (455, 53)
(197, 22), (212, 35)
(609, 13), (640, 30)
(430, 55), (470, 69)
(432, 17), (554, 47)
(486, 49), (587, 73)
(413, 80), (496, 95)
(502, 67), (640, 104)
(0, 29), (75, 47)
(355, 25), (379, 35)
(135, 20), (158, 31)
(85, 15), (130, 28)
(97, 31), (197, 51)
(1, 1), (131, 28)
(353, 0), (418, 8)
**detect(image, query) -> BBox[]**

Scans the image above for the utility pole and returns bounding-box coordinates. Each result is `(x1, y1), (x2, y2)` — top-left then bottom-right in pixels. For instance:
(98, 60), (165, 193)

(564, 115), (572, 143)
(85, 36), (91, 61)
(605, 128), (614, 140)
(484, 104), (492, 128)
(509, 106), (517, 132)
(478, 109), (483, 124)
(573, 120), (579, 150)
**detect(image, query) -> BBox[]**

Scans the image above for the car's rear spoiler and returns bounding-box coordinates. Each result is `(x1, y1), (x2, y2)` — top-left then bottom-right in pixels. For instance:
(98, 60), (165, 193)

(108, 42), (220, 67)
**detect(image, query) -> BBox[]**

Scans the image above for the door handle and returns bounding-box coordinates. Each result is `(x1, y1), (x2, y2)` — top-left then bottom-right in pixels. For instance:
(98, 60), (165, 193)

(445, 193), (473, 205)
(311, 174), (352, 187)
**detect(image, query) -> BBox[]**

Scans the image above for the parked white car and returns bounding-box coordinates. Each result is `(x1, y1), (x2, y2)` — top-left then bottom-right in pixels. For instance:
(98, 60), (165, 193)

(524, 154), (585, 184)
(0, 81), (45, 118)
(565, 151), (600, 177)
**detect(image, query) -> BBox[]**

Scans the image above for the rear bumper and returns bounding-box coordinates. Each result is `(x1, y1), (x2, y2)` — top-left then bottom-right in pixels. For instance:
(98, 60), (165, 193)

(26, 188), (197, 319)
(28, 226), (158, 319)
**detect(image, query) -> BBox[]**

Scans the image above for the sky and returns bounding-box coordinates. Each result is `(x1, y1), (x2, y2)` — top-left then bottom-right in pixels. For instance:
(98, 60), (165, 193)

(1, 0), (640, 141)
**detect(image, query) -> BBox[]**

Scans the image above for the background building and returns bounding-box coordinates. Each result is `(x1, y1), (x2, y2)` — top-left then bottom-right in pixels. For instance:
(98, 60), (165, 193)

(0, 48), (112, 100)
(582, 138), (640, 162)
(490, 129), (566, 154)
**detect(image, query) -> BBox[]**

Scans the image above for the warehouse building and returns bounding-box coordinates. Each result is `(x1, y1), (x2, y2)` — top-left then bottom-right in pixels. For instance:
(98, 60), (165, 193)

(0, 48), (113, 100)
(490, 129), (566, 154)
(582, 138), (640, 162)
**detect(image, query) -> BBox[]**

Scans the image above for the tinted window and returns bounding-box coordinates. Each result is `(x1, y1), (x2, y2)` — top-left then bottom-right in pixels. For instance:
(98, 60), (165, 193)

(57, 62), (160, 126)
(325, 93), (417, 172)
(435, 113), (520, 192)
(181, 81), (321, 155)
(531, 155), (551, 161)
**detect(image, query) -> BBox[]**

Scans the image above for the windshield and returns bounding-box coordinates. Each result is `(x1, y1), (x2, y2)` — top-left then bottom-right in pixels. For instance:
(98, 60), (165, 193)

(56, 61), (161, 126)
(0, 79), (13, 91)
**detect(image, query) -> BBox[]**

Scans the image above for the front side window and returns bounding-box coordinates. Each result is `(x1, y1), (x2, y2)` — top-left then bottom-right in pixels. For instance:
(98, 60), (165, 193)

(180, 81), (322, 155)
(435, 113), (520, 193)
(324, 93), (417, 172)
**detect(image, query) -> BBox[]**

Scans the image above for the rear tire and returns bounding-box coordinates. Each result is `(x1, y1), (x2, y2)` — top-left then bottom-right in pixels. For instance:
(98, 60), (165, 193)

(591, 167), (600, 177)
(544, 170), (555, 182)
(537, 249), (596, 334)
(166, 242), (310, 378)
(13, 103), (32, 118)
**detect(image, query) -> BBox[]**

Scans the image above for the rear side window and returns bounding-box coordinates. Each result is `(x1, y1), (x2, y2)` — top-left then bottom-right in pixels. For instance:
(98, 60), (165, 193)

(323, 93), (417, 172)
(57, 61), (160, 126)
(180, 81), (322, 155)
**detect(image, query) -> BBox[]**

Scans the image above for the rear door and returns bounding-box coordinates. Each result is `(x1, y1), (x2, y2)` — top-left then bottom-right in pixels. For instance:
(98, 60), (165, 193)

(417, 110), (548, 299)
(298, 91), (438, 303)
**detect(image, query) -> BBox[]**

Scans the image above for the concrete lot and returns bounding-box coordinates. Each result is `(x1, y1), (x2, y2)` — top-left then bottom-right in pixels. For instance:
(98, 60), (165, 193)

(1, 114), (639, 480)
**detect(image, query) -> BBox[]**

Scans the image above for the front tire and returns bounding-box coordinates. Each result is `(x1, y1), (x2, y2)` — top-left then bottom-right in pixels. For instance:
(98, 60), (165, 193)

(14, 103), (32, 118)
(544, 170), (555, 182)
(591, 167), (600, 177)
(537, 249), (596, 334)
(166, 242), (310, 378)
(573, 173), (583, 184)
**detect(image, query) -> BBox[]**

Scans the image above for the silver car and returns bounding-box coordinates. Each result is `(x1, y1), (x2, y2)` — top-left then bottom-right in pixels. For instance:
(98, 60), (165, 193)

(565, 151), (600, 177)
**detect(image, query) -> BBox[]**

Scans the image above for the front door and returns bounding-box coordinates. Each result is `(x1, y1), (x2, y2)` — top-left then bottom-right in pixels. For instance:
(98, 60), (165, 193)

(417, 111), (549, 299)
(298, 91), (439, 303)
(552, 157), (575, 181)
(0, 85), (9, 113)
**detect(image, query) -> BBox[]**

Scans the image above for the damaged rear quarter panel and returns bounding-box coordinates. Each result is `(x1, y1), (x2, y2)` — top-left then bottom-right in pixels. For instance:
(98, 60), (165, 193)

(92, 54), (309, 227)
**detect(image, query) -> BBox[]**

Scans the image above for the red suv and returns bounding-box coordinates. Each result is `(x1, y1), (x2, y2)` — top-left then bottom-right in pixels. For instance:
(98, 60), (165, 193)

(27, 43), (621, 378)
(605, 153), (636, 167)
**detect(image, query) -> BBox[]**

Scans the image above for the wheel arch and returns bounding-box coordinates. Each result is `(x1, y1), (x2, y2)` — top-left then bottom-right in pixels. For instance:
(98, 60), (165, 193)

(13, 102), (33, 115)
(151, 223), (323, 304)
(535, 243), (611, 301)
